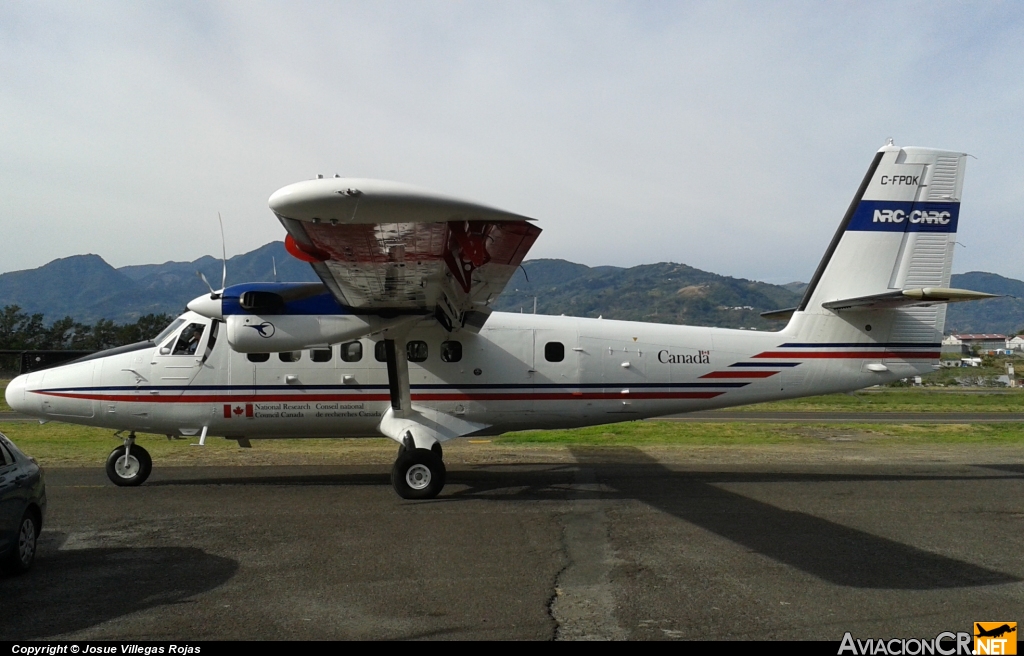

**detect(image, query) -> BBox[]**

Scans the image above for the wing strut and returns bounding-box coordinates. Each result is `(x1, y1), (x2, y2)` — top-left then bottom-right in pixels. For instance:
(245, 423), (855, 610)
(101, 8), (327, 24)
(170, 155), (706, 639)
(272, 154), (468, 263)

(383, 338), (411, 416)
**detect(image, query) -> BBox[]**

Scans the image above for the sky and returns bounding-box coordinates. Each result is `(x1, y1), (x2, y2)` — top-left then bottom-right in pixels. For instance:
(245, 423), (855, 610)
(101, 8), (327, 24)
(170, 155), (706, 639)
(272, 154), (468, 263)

(1, 1), (1022, 284)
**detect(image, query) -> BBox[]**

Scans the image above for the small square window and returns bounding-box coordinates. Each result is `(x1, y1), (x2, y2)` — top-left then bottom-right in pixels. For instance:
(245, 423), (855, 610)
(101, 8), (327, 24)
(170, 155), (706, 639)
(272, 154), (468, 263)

(247, 353), (270, 363)
(279, 351), (301, 363)
(311, 348), (332, 363)
(545, 342), (564, 362)
(440, 340), (462, 363)
(407, 341), (428, 362)
(340, 341), (363, 362)
(375, 341), (388, 362)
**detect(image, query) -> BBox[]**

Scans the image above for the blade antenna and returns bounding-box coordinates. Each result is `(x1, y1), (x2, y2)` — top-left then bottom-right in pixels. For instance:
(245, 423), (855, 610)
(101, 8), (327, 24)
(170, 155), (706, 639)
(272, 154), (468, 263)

(218, 212), (227, 290)
(272, 256), (278, 282)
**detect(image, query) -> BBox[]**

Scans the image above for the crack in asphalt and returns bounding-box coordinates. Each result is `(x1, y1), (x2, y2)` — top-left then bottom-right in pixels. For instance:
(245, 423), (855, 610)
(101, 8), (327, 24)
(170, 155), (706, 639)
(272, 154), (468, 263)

(549, 465), (626, 641)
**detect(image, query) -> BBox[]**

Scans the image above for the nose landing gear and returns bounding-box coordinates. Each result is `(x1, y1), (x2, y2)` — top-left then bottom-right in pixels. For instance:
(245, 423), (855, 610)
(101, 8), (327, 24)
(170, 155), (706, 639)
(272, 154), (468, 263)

(105, 433), (153, 486)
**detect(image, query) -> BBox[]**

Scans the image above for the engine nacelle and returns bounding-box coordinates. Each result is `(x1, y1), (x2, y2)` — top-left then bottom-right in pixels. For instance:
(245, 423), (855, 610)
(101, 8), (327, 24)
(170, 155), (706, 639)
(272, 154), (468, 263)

(226, 313), (414, 353)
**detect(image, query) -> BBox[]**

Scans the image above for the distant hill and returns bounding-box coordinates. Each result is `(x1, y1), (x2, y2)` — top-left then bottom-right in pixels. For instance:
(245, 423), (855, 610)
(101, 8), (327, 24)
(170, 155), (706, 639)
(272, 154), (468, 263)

(946, 272), (1024, 335)
(492, 259), (803, 330)
(1, 245), (1021, 334)
(0, 242), (318, 324)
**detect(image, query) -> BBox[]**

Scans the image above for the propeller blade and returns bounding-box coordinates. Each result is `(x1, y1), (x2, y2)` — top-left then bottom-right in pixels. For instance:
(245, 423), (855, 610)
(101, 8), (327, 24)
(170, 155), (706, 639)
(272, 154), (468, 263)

(218, 212), (227, 290)
(196, 271), (220, 299)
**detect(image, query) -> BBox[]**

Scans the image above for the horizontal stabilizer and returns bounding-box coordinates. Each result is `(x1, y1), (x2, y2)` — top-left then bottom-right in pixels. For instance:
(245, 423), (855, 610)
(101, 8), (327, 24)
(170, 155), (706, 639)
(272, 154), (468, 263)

(821, 287), (999, 311)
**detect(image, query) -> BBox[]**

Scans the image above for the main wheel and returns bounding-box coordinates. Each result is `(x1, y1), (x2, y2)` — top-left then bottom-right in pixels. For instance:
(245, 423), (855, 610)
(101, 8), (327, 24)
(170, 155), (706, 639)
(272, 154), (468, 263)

(105, 444), (153, 487)
(2, 510), (39, 575)
(391, 448), (446, 500)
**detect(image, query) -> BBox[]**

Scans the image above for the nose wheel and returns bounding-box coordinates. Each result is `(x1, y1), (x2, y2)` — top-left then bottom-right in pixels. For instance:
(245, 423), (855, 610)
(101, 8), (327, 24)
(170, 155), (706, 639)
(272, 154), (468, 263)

(391, 447), (446, 499)
(105, 438), (153, 486)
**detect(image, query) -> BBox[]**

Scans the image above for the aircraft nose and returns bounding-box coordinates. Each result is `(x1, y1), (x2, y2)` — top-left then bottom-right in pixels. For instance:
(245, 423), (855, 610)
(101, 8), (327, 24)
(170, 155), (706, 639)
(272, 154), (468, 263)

(4, 374), (27, 413)
(187, 293), (224, 320)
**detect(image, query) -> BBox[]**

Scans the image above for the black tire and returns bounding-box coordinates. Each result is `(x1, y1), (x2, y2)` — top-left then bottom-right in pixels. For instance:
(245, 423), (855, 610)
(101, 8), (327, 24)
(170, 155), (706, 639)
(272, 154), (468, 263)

(431, 442), (443, 459)
(2, 510), (39, 575)
(391, 448), (446, 500)
(105, 444), (153, 487)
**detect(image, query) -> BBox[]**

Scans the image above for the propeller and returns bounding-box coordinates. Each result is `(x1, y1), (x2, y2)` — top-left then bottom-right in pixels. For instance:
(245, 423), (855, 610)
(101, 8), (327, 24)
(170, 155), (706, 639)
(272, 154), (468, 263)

(195, 212), (229, 299)
(218, 212), (227, 290)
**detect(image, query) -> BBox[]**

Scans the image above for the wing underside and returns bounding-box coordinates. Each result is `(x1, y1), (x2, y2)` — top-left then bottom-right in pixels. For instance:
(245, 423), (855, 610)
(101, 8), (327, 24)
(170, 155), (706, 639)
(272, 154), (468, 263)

(270, 178), (541, 329)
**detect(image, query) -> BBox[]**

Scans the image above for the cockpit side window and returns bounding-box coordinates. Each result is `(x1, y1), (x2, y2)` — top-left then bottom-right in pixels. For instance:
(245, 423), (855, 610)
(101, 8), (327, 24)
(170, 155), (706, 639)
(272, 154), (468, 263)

(203, 321), (220, 361)
(153, 318), (187, 345)
(172, 323), (206, 356)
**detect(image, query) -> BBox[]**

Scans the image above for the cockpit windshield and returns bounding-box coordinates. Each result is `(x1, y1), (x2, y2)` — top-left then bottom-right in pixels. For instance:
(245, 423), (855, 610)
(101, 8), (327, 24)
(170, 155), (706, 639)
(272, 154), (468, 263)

(152, 318), (187, 346)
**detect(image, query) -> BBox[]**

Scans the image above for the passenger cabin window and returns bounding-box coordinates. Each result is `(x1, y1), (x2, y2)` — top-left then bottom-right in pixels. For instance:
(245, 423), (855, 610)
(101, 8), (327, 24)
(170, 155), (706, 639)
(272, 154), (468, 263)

(545, 342), (565, 362)
(279, 352), (301, 363)
(440, 340), (462, 363)
(247, 353), (270, 363)
(374, 340), (429, 362)
(407, 341), (428, 362)
(340, 341), (363, 362)
(172, 323), (206, 356)
(311, 348), (332, 363)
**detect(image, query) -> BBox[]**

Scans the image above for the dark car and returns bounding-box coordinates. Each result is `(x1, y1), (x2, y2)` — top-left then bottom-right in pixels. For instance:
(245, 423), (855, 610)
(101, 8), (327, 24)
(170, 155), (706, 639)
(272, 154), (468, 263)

(0, 431), (46, 574)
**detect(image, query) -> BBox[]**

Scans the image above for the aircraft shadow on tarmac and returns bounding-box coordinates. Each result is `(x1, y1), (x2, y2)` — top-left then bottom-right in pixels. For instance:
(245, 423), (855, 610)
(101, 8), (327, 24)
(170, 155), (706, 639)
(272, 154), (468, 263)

(143, 451), (1023, 592)
(453, 447), (1024, 592)
(0, 535), (238, 640)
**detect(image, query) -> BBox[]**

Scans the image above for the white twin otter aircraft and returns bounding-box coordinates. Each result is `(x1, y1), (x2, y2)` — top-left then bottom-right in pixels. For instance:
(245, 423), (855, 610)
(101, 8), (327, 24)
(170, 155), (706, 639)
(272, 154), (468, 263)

(4, 142), (996, 498)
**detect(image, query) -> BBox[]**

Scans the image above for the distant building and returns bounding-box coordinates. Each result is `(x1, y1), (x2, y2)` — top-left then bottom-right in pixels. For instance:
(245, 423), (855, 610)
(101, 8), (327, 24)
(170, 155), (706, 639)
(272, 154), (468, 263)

(941, 334), (968, 356)
(953, 334), (1008, 353)
(1007, 335), (1024, 351)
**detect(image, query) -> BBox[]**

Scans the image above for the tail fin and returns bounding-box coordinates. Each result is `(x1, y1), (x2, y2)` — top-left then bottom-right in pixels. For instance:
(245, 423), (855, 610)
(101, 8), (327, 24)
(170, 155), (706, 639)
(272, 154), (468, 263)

(795, 142), (969, 342)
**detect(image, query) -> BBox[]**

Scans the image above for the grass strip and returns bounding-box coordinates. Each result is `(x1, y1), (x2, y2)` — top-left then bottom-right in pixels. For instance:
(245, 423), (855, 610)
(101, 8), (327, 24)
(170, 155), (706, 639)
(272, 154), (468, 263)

(3, 419), (1023, 469)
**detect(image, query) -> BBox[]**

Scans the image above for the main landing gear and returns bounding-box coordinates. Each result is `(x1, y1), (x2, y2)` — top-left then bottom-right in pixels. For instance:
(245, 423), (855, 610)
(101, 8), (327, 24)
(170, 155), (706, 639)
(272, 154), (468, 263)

(105, 432), (153, 487)
(390, 434), (446, 500)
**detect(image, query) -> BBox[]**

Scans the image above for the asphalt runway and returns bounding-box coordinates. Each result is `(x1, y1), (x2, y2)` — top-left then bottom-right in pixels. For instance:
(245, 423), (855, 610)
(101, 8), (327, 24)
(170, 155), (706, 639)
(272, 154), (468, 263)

(3, 450), (1023, 641)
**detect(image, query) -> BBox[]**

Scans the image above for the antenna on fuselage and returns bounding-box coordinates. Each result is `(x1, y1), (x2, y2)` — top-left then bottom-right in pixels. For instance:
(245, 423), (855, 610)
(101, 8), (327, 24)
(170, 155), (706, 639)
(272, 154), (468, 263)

(272, 256), (278, 282)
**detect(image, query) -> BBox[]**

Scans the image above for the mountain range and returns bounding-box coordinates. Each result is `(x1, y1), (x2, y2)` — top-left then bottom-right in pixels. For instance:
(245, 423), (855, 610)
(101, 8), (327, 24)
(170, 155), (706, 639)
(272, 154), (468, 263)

(1, 243), (1021, 334)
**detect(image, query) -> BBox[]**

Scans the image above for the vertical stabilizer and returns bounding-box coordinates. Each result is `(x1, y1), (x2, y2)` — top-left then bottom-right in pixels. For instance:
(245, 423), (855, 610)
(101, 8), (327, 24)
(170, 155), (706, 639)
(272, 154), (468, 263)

(796, 143), (968, 342)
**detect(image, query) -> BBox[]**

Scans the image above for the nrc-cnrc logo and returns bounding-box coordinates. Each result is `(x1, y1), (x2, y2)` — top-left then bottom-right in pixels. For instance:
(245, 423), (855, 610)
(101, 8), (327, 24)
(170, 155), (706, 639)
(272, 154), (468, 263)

(873, 209), (952, 225)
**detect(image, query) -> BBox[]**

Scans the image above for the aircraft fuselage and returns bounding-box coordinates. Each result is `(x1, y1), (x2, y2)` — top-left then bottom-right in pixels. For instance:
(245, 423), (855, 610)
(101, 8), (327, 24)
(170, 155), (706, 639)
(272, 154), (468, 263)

(5, 309), (937, 440)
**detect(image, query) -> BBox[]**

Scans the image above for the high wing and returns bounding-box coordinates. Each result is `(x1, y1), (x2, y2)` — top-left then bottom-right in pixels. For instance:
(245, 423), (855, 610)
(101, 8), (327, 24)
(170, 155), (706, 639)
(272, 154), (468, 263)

(269, 178), (541, 331)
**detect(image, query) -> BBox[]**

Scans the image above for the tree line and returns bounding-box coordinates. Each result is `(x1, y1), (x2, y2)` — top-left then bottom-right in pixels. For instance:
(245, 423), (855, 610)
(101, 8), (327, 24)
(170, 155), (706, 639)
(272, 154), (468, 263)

(0, 305), (172, 352)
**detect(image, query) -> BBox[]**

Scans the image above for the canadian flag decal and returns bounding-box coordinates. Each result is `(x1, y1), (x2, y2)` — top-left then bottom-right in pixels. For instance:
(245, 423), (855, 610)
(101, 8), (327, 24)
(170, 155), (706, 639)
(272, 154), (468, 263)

(223, 404), (254, 418)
